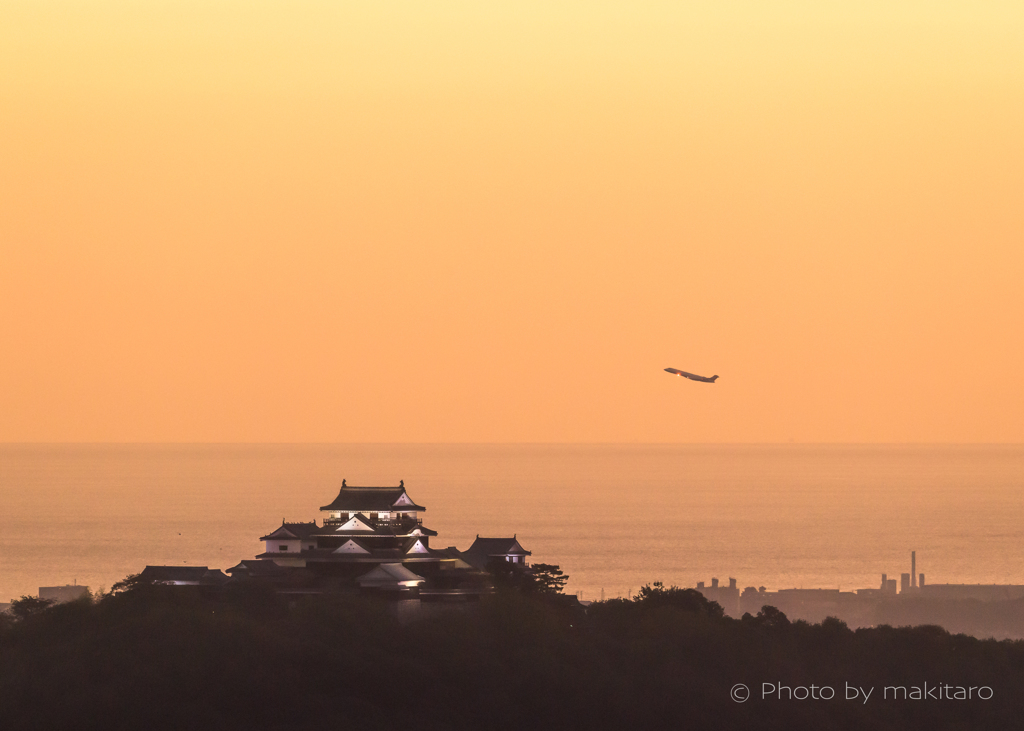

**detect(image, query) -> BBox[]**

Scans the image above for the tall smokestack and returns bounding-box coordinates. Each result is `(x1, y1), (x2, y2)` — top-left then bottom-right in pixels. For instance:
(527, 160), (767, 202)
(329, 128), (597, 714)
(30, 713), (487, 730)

(912, 551), (917, 588)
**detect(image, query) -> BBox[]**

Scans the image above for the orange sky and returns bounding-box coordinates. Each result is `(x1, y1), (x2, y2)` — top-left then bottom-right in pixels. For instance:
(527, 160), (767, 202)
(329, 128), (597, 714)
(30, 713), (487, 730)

(1, 2), (1022, 442)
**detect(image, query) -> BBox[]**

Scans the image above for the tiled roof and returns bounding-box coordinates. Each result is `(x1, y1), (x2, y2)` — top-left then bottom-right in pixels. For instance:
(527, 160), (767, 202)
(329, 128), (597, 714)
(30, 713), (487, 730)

(315, 517), (438, 538)
(226, 559), (289, 576)
(319, 483), (426, 512)
(314, 514), (376, 535)
(139, 566), (229, 585)
(357, 563), (426, 587)
(433, 547), (476, 570)
(260, 521), (320, 541)
(461, 537), (531, 570)
(408, 525), (438, 537)
(254, 546), (450, 562)
(402, 537), (431, 554)
(333, 537), (373, 555)
(467, 537), (530, 556)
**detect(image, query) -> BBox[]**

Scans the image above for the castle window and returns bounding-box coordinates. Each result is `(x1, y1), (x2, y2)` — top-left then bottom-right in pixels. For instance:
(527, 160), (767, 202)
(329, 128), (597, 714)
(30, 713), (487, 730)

(279, 545), (289, 551)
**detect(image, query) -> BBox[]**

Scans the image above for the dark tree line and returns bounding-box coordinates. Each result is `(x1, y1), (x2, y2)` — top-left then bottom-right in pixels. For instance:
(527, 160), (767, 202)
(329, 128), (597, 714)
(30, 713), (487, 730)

(1, 577), (1023, 731)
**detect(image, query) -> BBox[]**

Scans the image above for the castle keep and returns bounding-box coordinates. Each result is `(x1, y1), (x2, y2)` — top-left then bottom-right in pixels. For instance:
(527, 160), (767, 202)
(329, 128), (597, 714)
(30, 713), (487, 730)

(222, 480), (530, 599)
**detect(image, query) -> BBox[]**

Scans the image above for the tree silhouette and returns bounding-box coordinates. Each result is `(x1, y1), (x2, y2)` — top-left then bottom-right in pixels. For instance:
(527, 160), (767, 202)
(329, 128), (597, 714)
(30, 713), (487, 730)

(9, 595), (55, 620)
(527, 563), (568, 594)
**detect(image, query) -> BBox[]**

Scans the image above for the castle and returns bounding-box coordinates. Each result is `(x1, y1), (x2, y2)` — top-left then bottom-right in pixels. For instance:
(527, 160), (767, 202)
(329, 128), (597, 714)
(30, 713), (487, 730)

(222, 480), (531, 600)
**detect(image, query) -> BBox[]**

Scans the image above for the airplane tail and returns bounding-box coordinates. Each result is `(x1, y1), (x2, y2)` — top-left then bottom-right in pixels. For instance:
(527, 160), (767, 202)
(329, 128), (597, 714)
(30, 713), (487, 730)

(710, 375), (719, 382)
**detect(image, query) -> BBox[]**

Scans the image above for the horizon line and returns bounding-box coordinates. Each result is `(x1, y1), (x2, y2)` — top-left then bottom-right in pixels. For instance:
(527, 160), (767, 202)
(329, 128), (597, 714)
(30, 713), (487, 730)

(1, 441), (1022, 447)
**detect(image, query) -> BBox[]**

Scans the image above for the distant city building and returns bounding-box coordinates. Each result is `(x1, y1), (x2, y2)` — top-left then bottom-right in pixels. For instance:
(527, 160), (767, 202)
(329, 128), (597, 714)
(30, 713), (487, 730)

(698, 548), (1024, 635)
(696, 577), (740, 615)
(918, 584), (1024, 602)
(740, 586), (765, 614)
(39, 585), (90, 603)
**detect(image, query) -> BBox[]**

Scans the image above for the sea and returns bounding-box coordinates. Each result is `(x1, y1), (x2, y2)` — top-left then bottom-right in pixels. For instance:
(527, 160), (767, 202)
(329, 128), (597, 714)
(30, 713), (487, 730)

(1, 444), (1022, 603)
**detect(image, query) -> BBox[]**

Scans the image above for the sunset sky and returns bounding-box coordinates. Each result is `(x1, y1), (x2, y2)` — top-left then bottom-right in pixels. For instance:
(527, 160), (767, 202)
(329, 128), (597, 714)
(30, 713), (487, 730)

(2, 2), (1022, 442)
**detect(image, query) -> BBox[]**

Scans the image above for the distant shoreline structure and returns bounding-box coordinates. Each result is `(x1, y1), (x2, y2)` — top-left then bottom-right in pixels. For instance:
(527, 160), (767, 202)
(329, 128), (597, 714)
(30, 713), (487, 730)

(691, 550), (1024, 635)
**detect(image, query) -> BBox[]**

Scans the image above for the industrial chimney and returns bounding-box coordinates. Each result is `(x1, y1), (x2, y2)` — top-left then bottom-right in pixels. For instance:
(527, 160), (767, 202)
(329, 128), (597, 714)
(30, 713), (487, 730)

(911, 551), (917, 588)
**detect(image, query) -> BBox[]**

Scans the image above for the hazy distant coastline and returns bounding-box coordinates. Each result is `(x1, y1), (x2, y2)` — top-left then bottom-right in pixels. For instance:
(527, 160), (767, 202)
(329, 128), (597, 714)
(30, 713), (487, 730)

(3, 444), (1023, 607)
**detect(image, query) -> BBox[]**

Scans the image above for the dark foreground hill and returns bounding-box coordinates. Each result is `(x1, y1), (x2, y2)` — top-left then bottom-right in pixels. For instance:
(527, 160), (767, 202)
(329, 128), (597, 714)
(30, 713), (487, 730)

(1, 580), (1021, 731)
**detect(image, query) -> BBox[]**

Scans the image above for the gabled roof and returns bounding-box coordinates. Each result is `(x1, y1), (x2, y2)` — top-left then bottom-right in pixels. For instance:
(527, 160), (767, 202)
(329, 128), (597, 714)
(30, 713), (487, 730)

(403, 537), (431, 554)
(226, 559), (290, 576)
(319, 482), (426, 512)
(260, 521), (319, 542)
(333, 538), (372, 555)
(435, 547), (475, 570)
(254, 545), (452, 564)
(467, 537), (530, 556)
(320, 520), (439, 539)
(330, 514), (375, 533)
(357, 563), (425, 588)
(461, 537), (531, 570)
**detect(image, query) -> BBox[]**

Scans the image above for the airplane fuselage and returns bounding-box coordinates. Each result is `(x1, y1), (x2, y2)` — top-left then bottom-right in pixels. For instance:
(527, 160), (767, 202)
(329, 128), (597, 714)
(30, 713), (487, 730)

(665, 368), (718, 383)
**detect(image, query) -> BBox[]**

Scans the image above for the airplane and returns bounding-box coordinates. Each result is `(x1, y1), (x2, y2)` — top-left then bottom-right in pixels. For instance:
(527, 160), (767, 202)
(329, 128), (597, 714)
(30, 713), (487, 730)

(664, 368), (718, 383)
